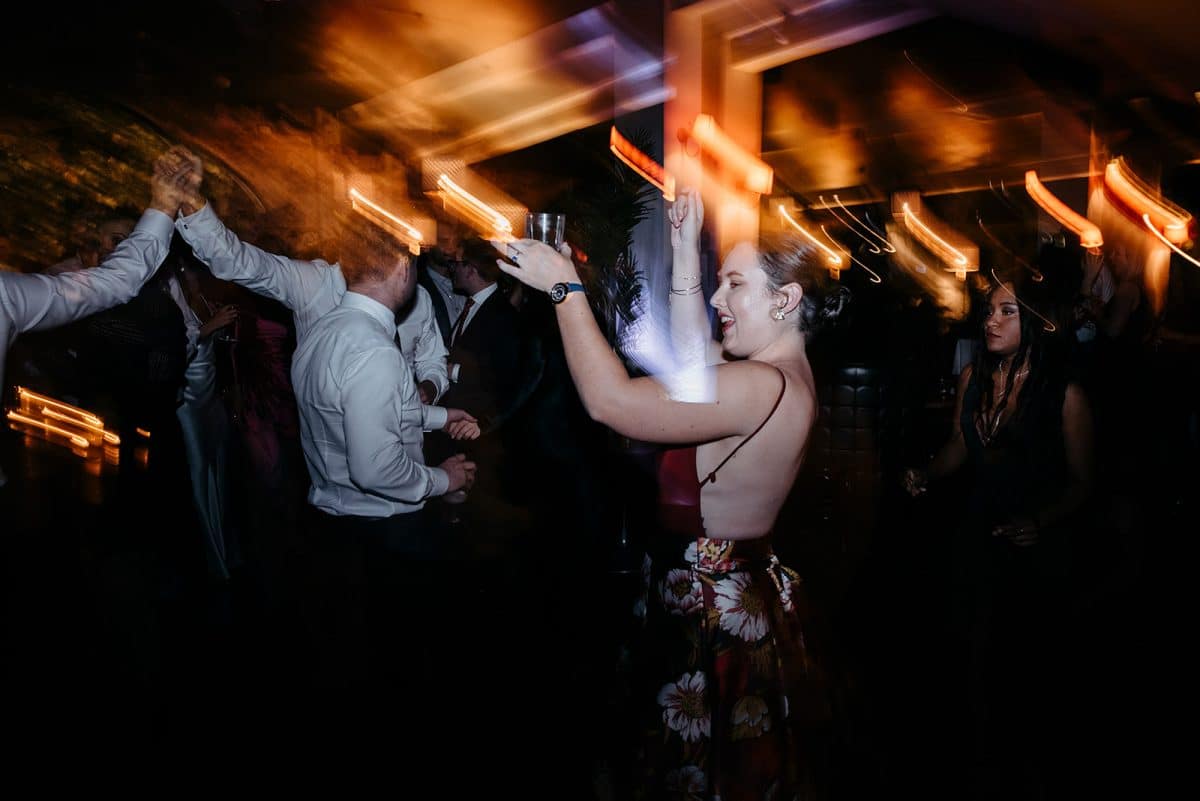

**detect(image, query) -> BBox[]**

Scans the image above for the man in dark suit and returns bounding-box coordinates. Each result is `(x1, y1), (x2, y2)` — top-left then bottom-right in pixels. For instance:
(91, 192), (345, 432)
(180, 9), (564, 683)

(419, 237), (551, 760)
(416, 221), (465, 347)
(443, 238), (540, 434)
(424, 237), (539, 538)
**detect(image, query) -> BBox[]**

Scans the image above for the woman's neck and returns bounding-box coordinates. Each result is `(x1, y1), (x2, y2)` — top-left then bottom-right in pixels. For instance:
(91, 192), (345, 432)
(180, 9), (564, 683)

(995, 352), (1024, 373)
(752, 329), (807, 365)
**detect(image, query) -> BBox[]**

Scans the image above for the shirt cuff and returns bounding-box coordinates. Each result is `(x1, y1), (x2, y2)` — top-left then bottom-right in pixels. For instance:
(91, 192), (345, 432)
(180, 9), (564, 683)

(427, 467), (450, 498)
(136, 208), (176, 242)
(422, 403), (449, 432)
(175, 201), (217, 233)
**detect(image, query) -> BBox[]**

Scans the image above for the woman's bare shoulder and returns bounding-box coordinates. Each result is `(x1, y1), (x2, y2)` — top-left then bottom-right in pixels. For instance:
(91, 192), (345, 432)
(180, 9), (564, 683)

(715, 358), (815, 417)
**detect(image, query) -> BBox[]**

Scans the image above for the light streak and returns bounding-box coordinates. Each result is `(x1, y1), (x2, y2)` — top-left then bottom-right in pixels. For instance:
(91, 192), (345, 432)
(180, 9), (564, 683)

(610, 127), (675, 201)
(976, 213), (1043, 282)
(348, 188), (423, 256)
(819, 225), (883, 283)
(1104, 157), (1192, 244)
(7, 411), (90, 449)
(436, 174), (515, 241)
(991, 269), (1056, 332)
(690, 114), (774, 195)
(778, 205), (843, 267)
(901, 202), (977, 279)
(828, 195), (895, 252)
(41, 408), (120, 445)
(1143, 213), (1200, 268)
(16, 387), (102, 428)
(1024, 171), (1103, 249)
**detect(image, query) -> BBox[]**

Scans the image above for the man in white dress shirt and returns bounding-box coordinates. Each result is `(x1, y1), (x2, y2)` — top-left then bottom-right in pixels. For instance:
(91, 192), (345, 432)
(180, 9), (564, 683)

(295, 212), (478, 701)
(167, 147), (455, 424)
(289, 214), (478, 523)
(163, 146), (478, 695)
(1, 153), (193, 487)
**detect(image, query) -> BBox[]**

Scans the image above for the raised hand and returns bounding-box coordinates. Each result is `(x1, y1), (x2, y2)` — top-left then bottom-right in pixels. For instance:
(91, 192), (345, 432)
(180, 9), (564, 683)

(150, 150), (200, 216)
(159, 145), (206, 214)
(491, 238), (579, 294)
(668, 187), (704, 250)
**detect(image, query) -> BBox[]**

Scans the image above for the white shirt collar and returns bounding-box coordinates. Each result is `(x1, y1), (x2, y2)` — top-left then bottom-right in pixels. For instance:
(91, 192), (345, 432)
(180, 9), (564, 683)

(469, 282), (499, 306)
(341, 291), (397, 333)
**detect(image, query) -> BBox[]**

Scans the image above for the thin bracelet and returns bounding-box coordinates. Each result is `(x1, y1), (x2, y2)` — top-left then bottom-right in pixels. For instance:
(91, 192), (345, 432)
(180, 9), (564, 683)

(673, 273), (700, 282)
(669, 284), (702, 296)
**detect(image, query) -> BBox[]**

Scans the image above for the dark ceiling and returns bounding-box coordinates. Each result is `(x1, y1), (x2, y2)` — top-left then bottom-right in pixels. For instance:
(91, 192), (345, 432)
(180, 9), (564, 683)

(2, 0), (1199, 270)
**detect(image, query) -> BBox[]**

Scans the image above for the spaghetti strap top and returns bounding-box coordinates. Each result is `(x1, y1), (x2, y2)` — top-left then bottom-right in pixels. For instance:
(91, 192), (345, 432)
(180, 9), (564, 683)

(656, 367), (788, 537)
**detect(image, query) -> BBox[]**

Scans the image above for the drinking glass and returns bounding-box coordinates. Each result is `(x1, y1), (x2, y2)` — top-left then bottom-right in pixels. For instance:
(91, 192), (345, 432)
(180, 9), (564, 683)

(525, 212), (565, 249)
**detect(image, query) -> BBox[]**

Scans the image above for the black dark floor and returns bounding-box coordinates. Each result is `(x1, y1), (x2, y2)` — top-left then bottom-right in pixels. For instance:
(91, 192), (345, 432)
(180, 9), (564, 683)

(2, 423), (1173, 797)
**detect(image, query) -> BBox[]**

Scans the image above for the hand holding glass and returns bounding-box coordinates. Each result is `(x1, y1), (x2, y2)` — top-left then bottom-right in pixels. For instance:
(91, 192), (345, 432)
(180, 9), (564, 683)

(525, 212), (565, 249)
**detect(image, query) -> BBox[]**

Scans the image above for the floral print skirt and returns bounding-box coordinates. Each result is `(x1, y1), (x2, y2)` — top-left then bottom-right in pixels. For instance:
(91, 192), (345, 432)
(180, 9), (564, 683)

(636, 535), (829, 801)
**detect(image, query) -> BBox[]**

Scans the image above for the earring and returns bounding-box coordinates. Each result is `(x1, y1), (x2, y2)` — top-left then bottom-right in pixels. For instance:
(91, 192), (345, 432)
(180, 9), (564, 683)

(773, 308), (785, 320)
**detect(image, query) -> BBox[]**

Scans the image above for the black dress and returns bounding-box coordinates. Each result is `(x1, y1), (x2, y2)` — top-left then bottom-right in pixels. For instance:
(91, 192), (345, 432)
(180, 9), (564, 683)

(953, 369), (1074, 798)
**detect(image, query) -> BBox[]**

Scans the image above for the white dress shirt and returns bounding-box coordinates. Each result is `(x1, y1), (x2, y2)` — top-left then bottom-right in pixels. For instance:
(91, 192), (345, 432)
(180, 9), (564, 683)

(175, 203), (449, 419)
(426, 266), (465, 327)
(397, 285), (449, 401)
(291, 291), (449, 517)
(1, 208), (174, 486)
(165, 275), (217, 406)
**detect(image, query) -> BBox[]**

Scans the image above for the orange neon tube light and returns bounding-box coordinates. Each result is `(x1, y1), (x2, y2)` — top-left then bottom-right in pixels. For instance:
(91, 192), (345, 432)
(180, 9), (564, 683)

(691, 115), (774, 195)
(436, 175), (513, 237)
(610, 127), (675, 202)
(1143, 213), (1200, 268)
(7, 410), (90, 449)
(901, 203), (977, 279)
(16, 386), (103, 428)
(1104, 158), (1191, 244)
(1025, 171), (1103, 249)
(40, 407), (120, 445)
(820, 224), (882, 283)
(778, 205), (843, 267)
(348, 188), (423, 255)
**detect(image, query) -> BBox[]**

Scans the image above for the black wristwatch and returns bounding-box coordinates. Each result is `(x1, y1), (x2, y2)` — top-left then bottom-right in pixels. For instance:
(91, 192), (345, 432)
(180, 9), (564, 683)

(549, 282), (585, 304)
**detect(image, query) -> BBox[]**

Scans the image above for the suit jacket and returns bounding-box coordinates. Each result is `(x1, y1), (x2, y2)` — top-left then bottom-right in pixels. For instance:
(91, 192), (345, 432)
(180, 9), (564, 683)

(417, 267), (453, 347)
(444, 289), (540, 433)
(429, 288), (543, 553)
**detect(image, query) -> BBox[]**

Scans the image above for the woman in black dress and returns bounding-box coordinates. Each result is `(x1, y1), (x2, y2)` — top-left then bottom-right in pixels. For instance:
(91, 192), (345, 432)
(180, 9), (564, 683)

(905, 276), (1095, 799)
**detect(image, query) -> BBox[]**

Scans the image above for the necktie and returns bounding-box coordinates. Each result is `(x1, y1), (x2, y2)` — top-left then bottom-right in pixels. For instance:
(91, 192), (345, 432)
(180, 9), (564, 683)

(450, 297), (475, 346)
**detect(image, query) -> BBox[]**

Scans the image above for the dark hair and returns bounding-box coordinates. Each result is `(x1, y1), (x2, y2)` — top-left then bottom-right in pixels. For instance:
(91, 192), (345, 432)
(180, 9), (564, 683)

(107, 204), (143, 226)
(970, 274), (1062, 436)
(756, 233), (851, 339)
(334, 213), (409, 285)
(460, 237), (502, 283)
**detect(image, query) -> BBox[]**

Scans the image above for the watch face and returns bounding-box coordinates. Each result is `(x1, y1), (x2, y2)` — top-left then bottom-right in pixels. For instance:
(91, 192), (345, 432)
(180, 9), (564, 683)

(549, 282), (567, 303)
